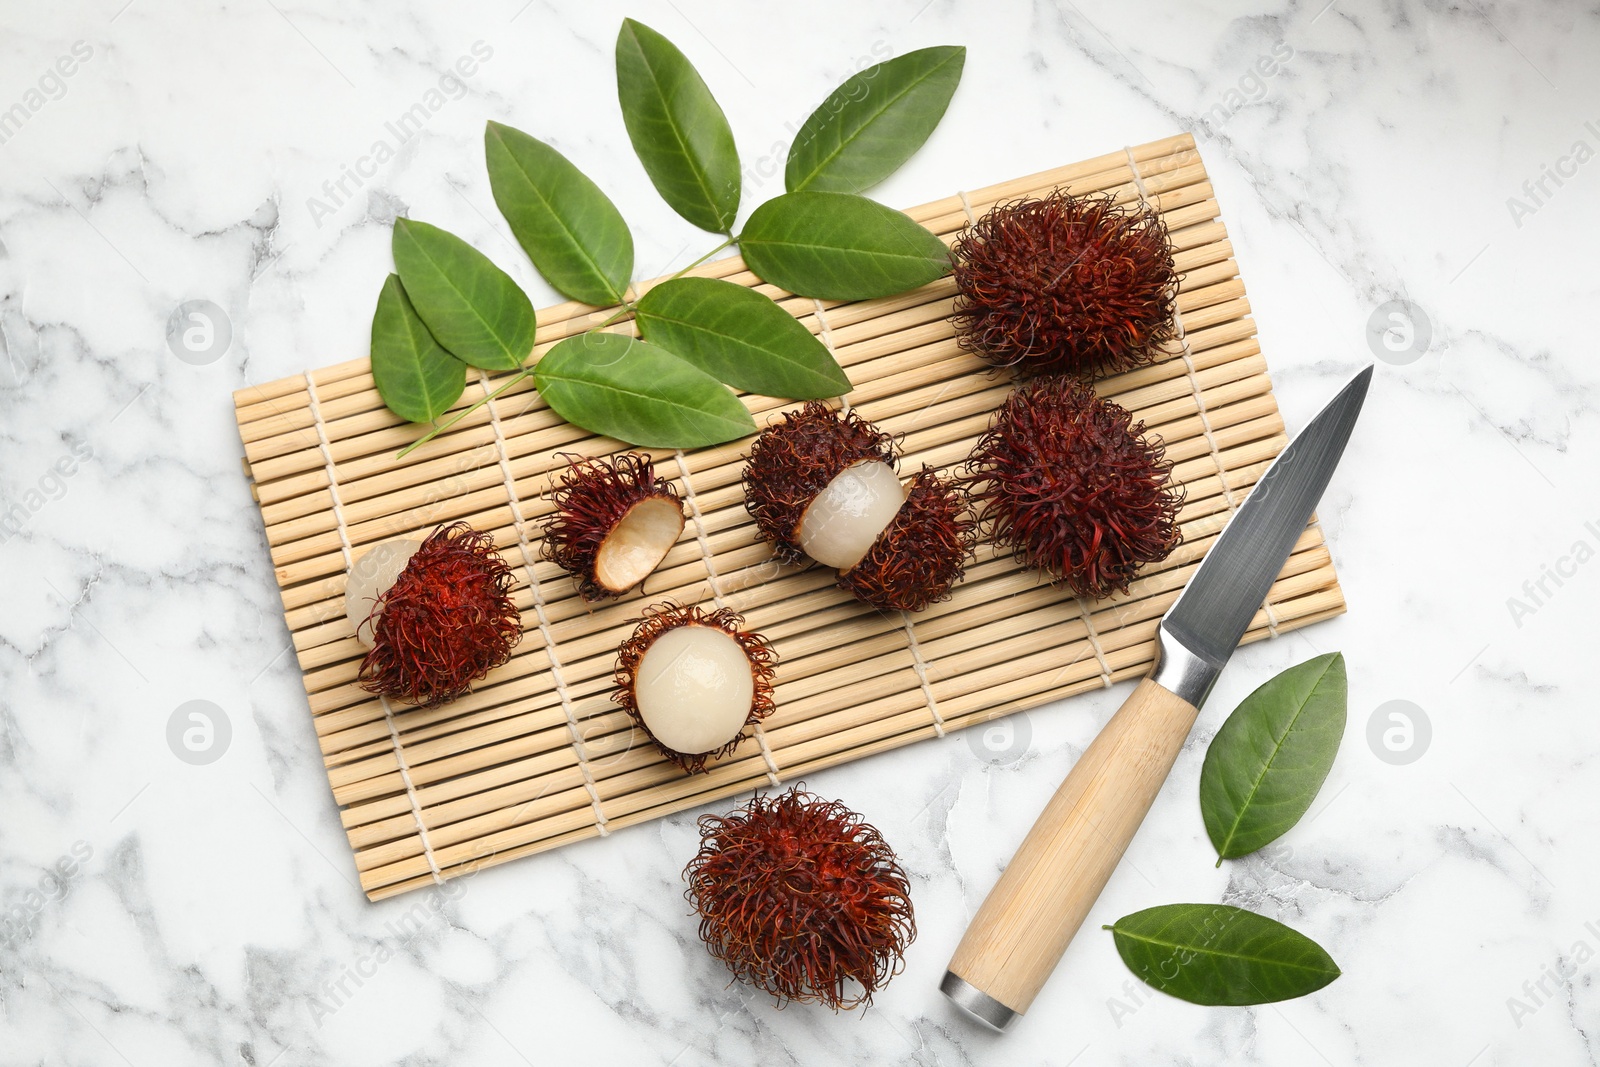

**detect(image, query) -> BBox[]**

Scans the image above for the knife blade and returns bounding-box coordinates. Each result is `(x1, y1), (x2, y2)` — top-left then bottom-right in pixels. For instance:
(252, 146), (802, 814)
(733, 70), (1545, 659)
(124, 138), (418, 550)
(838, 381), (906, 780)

(942, 366), (1372, 1030)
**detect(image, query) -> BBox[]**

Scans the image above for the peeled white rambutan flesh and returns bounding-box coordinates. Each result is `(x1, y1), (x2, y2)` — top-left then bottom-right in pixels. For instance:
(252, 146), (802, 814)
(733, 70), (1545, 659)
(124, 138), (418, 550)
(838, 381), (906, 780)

(795, 458), (907, 570)
(344, 539), (423, 647)
(593, 495), (686, 595)
(634, 624), (757, 756)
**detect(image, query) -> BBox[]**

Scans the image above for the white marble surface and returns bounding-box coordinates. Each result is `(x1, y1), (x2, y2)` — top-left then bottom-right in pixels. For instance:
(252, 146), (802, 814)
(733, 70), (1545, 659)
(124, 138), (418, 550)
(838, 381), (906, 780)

(3, 1), (1598, 1063)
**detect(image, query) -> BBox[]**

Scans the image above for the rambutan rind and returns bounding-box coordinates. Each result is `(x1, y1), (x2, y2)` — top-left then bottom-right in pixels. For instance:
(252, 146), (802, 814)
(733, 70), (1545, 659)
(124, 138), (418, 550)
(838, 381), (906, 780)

(742, 401), (896, 564)
(359, 522), (522, 707)
(613, 603), (777, 775)
(836, 467), (976, 612)
(967, 377), (1183, 599)
(540, 452), (685, 600)
(952, 190), (1178, 379)
(683, 785), (915, 1010)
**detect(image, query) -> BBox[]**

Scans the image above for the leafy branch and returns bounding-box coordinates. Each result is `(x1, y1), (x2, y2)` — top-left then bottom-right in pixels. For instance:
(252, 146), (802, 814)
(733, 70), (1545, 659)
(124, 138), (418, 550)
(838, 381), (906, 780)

(370, 22), (966, 457)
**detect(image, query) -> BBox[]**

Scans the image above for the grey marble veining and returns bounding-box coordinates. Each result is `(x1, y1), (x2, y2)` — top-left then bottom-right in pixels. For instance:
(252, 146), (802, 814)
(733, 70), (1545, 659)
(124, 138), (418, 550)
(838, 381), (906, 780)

(2, 1), (1598, 1063)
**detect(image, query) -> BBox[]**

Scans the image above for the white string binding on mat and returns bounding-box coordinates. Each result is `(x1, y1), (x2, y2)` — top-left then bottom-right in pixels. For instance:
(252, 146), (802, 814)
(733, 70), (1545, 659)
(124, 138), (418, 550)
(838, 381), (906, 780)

(957, 190), (978, 227)
(901, 615), (947, 736)
(1122, 150), (1282, 639)
(1076, 598), (1115, 689)
(674, 449), (783, 788)
(479, 371), (610, 834)
(307, 372), (445, 882)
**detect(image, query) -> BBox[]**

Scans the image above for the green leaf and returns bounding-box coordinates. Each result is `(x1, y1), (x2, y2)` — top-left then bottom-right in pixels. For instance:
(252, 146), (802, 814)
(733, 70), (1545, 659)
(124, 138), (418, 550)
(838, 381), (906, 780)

(370, 274), (467, 423)
(739, 191), (951, 300)
(634, 278), (850, 399)
(615, 18), (740, 233)
(1200, 653), (1348, 864)
(1106, 904), (1341, 1006)
(533, 332), (755, 448)
(786, 46), (966, 194)
(485, 121), (634, 307)
(391, 218), (537, 371)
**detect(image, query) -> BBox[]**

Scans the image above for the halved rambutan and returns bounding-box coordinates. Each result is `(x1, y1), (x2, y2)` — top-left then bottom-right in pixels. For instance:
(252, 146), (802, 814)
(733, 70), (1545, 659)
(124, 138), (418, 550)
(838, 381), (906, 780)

(966, 378), (1183, 599)
(952, 190), (1178, 379)
(353, 522), (522, 707)
(613, 603), (777, 774)
(742, 401), (896, 565)
(837, 467), (975, 612)
(541, 452), (686, 600)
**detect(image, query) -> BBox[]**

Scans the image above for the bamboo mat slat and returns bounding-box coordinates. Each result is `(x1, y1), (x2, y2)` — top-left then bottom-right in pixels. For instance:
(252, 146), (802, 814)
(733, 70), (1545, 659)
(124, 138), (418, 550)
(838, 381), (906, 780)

(233, 134), (1343, 901)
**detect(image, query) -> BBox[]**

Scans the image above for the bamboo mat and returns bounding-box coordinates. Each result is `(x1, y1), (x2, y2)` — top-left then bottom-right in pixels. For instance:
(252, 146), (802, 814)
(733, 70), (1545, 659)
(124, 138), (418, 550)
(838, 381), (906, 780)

(233, 133), (1342, 901)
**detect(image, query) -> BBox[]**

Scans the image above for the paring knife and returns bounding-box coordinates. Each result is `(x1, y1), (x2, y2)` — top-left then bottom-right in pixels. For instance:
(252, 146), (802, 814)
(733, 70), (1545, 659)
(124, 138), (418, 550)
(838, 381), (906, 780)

(942, 365), (1373, 1030)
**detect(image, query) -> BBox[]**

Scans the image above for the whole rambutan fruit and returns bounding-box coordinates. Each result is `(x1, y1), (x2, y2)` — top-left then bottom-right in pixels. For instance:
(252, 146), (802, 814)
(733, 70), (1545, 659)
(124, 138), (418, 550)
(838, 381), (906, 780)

(541, 452), (686, 600)
(743, 402), (973, 611)
(350, 522), (522, 707)
(966, 378), (1183, 599)
(683, 786), (915, 1009)
(613, 603), (777, 774)
(952, 190), (1178, 379)
(836, 467), (975, 612)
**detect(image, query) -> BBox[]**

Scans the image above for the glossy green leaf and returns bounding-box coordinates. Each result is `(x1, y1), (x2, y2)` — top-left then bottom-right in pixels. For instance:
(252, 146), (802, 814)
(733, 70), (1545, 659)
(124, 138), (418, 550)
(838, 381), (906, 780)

(391, 218), (536, 371)
(1106, 904), (1341, 1006)
(615, 18), (740, 233)
(1200, 653), (1348, 864)
(786, 46), (966, 194)
(634, 277), (849, 399)
(533, 332), (755, 448)
(485, 120), (634, 307)
(369, 274), (467, 423)
(739, 191), (950, 300)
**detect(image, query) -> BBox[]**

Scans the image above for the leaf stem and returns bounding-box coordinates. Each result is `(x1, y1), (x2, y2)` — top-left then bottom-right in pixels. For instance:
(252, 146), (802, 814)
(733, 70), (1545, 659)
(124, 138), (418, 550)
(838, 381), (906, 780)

(391, 236), (739, 460)
(670, 235), (738, 279)
(396, 368), (531, 459)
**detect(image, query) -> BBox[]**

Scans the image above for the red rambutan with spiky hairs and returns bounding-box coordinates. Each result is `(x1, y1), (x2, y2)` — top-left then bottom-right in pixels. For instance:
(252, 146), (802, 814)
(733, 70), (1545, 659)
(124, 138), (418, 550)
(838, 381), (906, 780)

(952, 190), (1178, 379)
(683, 785), (915, 1010)
(359, 522), (522, 707)
(742, 401), (895, 564)
(967, 378), (1183, 599)
(837, 467), (975, 612)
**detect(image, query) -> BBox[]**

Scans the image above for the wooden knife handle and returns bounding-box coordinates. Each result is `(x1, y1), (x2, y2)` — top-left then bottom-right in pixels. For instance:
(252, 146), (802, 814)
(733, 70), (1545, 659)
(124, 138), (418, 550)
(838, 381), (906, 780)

(943, 676), (1201, 1026)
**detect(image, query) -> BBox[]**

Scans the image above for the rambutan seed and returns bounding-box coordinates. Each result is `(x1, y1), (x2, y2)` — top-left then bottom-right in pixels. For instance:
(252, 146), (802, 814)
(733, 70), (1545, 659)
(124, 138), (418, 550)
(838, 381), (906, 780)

(542, 453), (686, 600)
(966, 377), (1183, 599)
(952, 190), (1179, 379)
